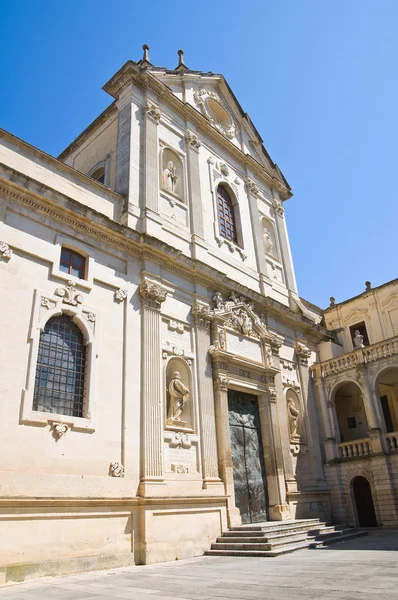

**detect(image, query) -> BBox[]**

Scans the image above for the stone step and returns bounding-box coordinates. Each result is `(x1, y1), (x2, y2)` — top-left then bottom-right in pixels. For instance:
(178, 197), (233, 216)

(231, 518), (321, 532)
(205, 528), (367, 558)
(230, 521), (324, 537)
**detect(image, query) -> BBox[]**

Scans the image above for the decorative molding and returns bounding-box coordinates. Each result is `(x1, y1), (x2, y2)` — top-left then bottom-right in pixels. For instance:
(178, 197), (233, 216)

(167, 320), (185, 334)
(266, 385), (278, 403)
(270, 335), (283, 355)
(139, 280), (167, 310)
(295, 341), (312, 365)
(55, 280), (84, 306)
(245, 177), (260, 196)
(192, 300), (213, 329)
(218, 375), (230, 391)
(193, 88), (236, 139)
(143, 100), (161, 122)
(185, 129), (201, 151)
(272, 198), (285, 216)
(109, 461), (125, 477)
(114, 288), (128, 303)
(51, 422), (69, 439)
(169, 431), (192, 449)
(171, 464), (189, 474)
(0, 241), (12, 259)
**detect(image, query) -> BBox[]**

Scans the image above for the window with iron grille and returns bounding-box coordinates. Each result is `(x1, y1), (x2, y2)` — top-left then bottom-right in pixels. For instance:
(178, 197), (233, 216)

(33, 315), (86, 418)
(217, 185), (237, 243)
(60, 248), (86, 279)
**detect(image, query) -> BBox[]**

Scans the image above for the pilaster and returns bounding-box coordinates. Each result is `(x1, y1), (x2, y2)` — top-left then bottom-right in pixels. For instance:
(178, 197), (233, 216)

(245, 177), (270, 296)
(313, 378), (339, 461)
(139, 279), (167, 495)
(192, 302), (222, 489)
(115, 88), (141, 212)
(185, 130), (205, 241)
(272, 190), (298, 294)
(357, 367), (388, 454)
(143, 100), (161, 216)
(213, 374), (241, 527)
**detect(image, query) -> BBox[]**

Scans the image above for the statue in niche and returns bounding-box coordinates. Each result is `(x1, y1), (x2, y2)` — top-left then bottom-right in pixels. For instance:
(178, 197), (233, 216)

(287, 396), (300, 439)
(163, 160), (178, 194)
(264, 230), (273, 255)
(353, 330), (365, 349)
(168, 371), (190, 424)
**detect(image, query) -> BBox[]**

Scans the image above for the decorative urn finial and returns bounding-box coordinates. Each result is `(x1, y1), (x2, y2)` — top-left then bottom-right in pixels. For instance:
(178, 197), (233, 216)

(142, 44), (150, 63)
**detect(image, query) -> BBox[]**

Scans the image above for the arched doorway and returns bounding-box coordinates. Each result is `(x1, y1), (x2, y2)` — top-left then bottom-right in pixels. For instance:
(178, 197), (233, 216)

(352, 476), (377, 527)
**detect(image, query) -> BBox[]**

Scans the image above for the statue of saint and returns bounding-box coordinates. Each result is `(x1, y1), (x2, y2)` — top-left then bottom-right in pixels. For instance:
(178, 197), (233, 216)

(353, 330), (364, 349)
(163, 160), (178, 193)
(168, 371), (189, 423)
(287, 397), (300, 439)
(264, 230), (273, 255)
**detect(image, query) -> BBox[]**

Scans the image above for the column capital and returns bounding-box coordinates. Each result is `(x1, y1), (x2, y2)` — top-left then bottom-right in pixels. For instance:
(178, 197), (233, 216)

(143, 100), (161, 123)
(217, 375), (230, 391)
(270, 335), (283, 356)
(185, 129), (202, 151)
(192, 300), (213, 329)
(245, 177), (260, 197)
(295, 341), (311, 366)
(139, 280), (167, 310)
(266, 384), (278, 403)
(272, 198), (285, 217)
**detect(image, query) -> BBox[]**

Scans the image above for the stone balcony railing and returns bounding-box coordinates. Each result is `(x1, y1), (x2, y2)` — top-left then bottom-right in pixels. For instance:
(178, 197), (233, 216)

(386, 432), (398, 452)
(312, 335), (398, 378)
(339, 438), (372, 459)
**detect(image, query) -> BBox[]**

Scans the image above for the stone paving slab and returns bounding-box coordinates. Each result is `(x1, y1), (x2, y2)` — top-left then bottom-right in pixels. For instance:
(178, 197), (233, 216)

(1, 531), (398, 600)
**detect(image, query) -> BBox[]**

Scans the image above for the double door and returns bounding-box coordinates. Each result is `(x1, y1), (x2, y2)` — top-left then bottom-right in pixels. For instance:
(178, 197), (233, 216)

(228, 390), (268, 523)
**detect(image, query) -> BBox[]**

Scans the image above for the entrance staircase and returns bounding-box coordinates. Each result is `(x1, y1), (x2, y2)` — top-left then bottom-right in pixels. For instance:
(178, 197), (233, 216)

(205, 519), (367, 557)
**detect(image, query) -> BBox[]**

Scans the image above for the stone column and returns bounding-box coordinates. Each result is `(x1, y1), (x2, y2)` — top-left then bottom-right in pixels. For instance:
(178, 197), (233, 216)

(245, 178), (271, 296)
(272, 191), (298, 294)
(213, 374), (241, 527)
(143, 100), (161, 216)
(192, 302), (222, 489)
(357, 367), (388, 454)
(139, 279), (167, 495)
(185, 131), (205, 241)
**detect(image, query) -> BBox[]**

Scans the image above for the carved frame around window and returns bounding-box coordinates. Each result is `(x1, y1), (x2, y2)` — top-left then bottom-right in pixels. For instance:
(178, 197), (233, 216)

(20, 287), (98, 432)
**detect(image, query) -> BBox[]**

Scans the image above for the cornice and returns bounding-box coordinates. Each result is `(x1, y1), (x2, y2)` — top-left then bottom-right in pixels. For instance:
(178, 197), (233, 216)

(0, 172), (331, 342)
(0, 129), (123, 202)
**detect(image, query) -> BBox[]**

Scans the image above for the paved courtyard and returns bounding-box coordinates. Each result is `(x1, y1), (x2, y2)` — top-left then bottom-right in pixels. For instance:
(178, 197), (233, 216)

(1, 531), (398, 600)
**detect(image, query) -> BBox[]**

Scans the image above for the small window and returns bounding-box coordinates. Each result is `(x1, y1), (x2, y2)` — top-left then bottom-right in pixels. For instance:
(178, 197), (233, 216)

(217, 185), (237, 243)
(60, 248), (86, 279)
(33, 315), (86, 418)
(90, 166), (105, 184)
(349, 322), (370, 348)
(347, 416), (357, 429)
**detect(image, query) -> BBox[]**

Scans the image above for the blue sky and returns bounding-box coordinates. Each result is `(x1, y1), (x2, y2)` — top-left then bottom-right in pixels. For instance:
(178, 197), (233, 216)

(1, 0), (397, 308)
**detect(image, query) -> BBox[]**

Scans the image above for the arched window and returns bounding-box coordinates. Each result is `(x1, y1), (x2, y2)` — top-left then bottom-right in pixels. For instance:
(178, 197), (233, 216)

(33, 315), (86, 418)
(217, 185), (237, 243)
(90, 166), (105, 184)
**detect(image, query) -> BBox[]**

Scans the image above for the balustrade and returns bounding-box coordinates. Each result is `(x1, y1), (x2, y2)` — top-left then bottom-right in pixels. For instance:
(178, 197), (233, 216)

(385, 432), (398, 452)
(339, 438), (372, 459)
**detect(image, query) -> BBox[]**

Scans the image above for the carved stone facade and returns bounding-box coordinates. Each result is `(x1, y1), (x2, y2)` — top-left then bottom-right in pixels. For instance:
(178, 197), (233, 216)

(0, 48), (383, 586)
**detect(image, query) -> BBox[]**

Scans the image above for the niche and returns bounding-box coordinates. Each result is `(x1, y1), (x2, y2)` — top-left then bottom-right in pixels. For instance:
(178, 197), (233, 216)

(262, 217), (278, 259)
(165, 357), (194, 431)
(161, 147), (184, 200)
(286, 388), (301, 442)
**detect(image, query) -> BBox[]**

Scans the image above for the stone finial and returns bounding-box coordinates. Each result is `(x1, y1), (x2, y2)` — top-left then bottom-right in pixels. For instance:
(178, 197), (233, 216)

(365, 281), (372, 292)
(330, 297), (336, 307)
(177, 49), (186, 68)
(142, 44), (150, 63)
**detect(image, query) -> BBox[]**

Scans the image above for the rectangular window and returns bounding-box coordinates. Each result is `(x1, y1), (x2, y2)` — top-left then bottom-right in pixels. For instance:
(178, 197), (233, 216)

(60, 248), (86, 279)
(349, 321), (370, 348)
(347, 416), (357, 429)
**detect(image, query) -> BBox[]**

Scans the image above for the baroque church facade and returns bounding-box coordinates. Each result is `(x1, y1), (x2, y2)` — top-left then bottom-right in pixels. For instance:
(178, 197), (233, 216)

(1, 47), (398, 583)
